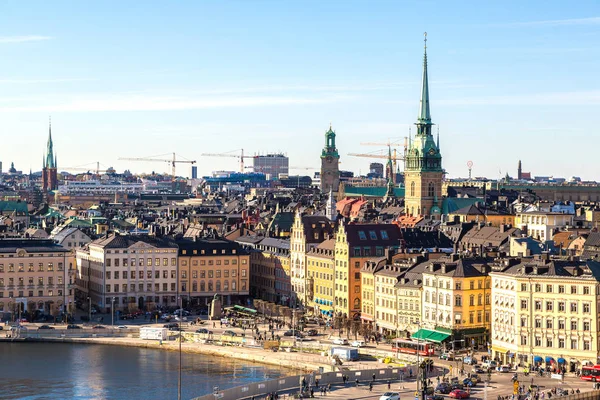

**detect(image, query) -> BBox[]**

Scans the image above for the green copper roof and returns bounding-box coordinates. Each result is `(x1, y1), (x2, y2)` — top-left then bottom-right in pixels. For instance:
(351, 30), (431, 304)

(418, 33), (431, 124)
(45, 119), (56, 169)
(321, 124), (339, 157)
(343, 185), (405, 198)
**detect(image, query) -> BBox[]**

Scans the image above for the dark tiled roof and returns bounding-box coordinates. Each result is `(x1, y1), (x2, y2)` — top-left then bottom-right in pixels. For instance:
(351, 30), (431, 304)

(176, 237), (248, 256)
(301, 215), (334, 244)
(344, 223), (401, 246)
(91, 234), (178, 249)
(401, 228), (453, 249)
(0, 238), (69, 253)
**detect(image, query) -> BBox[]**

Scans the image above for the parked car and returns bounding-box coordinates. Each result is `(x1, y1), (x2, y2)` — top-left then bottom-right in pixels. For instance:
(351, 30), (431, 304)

(116, 325), (128, 329)
(92, 325), (106, 329)
(469, 374), (480, 383)
(427, 395), (445, 400)
(449, 389), (470, 399)
(496, 365), (511, 373)
(222, 330), (236, 336)
(351, 340), (366, 348)
(463, 356), (477, 365)
(482, 360), (497, 369)
(195, 328), (212, 334)
(67, 324), (82, 329)
(462, 378), (476, 387)
(379, 392), (401, 400)
(332, 337), (349, 345)
(440, 352), (455, 361)
(435, 383), (452, 394)
(163, 322), (179, 329)
(38, 325), (55, 330)
(306, 329), (318, 336)
(472, 365), (486, 374)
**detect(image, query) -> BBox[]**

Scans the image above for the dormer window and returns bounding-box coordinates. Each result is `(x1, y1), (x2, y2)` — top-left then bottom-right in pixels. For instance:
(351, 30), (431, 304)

(358, 231), (367, 240)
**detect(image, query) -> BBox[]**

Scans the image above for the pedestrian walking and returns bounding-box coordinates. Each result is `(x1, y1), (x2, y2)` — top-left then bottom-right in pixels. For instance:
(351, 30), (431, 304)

(355, 378), (359, 387)
(369, 382), (373, 392)
(388, 380), (391, 389)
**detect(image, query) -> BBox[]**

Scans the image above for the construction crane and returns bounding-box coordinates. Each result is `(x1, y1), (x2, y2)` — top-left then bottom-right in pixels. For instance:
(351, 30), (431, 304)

(118, 153), (196, 178)
(61, 161), (111, 175)
(201, 149), (255, 173)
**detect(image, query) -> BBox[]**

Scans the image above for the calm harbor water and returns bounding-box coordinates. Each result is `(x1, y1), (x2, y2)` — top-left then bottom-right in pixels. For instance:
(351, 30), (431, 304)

(0, 342), (290, 400)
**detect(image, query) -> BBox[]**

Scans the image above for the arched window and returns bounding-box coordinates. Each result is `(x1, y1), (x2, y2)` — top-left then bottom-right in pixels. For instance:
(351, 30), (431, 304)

(354, 298), (360, 309)
(410, 182), (416, 197)
(478, 294), (483, 306)
(344, 298), (348, 308)
(469, 295), (475, 306)
(223, 281), (229, 291)
(216, 281), (221, 291)
(428, 182), (435, 197)
(208, 281), (213, 291)
(200, 281), (205, 292)
(232, 280), (236, 291)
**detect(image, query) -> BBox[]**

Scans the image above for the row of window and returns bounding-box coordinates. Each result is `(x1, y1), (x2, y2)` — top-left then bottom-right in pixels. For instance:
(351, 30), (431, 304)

(0, 276), (64, 286)
(106, 258), (176, 267)
(0, 289), (63, 299)
(0, 263), (64, 272)
(519, 282), (591, 295)
(104, 269), (246, 280)
(105, 280), (246, 294)
(424, 278), (489, 290)
(519, 317), (592, 331)
(424, 292), (490, 307)
(106, 249), (177, 254)
(519, 336), (591, 351)
(520, 299), (591, 313)
(181, 259), (244, 267)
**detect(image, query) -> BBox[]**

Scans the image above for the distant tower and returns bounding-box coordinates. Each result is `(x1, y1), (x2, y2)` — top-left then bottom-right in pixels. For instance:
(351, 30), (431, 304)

(320, 124), (340, 193)
(517, 160), (522, 180)
(404, 33), (443, 219)
(42, 118), (58, 192)
(326, 189), (337, 221)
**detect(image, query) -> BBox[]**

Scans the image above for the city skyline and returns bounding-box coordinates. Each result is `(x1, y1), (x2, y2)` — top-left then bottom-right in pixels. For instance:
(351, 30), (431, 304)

(1, 1), (599, 179)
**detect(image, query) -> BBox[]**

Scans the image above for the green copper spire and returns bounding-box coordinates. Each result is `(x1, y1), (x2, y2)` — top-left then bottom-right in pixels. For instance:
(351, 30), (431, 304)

(45, 117), (56, 169)
(417, 32), (432, 130)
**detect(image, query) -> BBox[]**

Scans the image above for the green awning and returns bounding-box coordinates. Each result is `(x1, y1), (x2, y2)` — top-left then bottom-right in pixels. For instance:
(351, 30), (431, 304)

(411, 329), (450, 343)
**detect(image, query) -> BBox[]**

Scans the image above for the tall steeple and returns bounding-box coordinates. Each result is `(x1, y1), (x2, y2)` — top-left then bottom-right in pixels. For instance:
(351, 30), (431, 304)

(45, 117), (56, 169)
(416, 32), (433, 136)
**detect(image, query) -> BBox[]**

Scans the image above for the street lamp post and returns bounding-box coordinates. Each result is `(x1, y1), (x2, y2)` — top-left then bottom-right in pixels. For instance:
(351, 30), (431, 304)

(88, 296), (91, 323)
(111, 297), (115, 326)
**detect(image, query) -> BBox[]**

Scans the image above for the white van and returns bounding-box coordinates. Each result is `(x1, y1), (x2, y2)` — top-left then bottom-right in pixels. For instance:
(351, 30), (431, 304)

(332, 337), (349, 345)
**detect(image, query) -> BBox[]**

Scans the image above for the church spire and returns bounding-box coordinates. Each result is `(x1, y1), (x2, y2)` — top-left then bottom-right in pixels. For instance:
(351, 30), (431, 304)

(45, 117), (56, 169)
(417, 32), (432, 129)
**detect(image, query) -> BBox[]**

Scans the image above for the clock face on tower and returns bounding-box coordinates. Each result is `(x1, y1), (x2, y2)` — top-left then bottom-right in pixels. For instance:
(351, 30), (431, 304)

(326, 156), (333, 163)
(428, 148), (436, 155)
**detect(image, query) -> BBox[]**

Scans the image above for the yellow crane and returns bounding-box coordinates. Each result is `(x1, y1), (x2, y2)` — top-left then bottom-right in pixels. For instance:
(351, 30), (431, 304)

(201, 149), (255, 173)
(118, 153), (196, 178)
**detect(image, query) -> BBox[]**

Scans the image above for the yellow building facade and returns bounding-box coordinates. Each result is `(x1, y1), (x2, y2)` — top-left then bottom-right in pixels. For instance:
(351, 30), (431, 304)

(306, 239), (335, 318)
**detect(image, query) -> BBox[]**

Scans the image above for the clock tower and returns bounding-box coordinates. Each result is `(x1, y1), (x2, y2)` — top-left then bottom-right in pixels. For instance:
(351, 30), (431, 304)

(320, 124), (340, 193)
(404, 33), (443, 219)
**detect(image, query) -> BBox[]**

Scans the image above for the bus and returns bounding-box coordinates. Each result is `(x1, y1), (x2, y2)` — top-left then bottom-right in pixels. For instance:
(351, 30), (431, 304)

(391, 339), (434, 356)
(580, 365), (600, 381)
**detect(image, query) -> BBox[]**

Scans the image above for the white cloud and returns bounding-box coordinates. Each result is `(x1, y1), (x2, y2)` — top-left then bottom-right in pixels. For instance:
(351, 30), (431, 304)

(0, 78), (91, 84)
(0, 35), (52, 43)
(0, 92), (354, 112)
(437, 90), (600, 106)
(510, 17), (600, 27)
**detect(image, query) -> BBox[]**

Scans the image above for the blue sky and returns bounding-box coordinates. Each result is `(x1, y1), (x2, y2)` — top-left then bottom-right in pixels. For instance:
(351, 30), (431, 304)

(1, 1), (599, 180)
